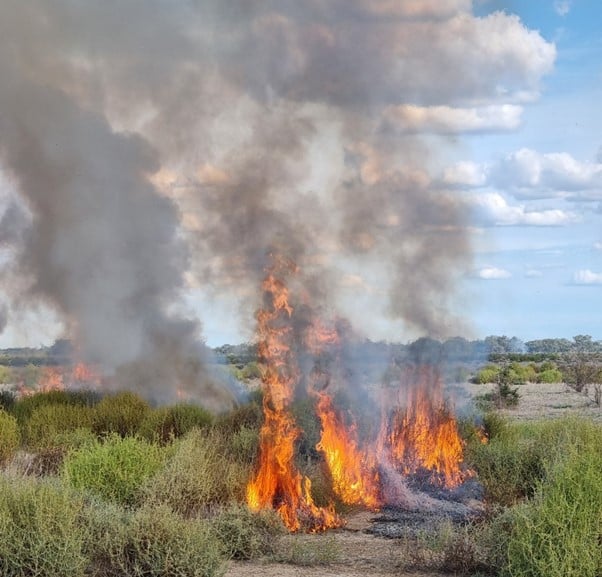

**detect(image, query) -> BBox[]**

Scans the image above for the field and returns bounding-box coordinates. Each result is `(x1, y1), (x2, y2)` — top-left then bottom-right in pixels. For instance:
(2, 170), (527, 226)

(0, 380), (600, 577)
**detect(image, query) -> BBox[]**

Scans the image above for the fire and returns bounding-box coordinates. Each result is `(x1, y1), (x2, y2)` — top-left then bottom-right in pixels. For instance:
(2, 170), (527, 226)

(246, 256), (341, 532)
(38, 367), (65, 392)
(379, 367), (465, 488)
(71, 362), (102, 386)
(314, 391), (381, 508)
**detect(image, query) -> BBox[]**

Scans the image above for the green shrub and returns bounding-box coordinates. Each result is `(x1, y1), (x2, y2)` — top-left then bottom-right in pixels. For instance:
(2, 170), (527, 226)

(63, 434), (165, 507)
(505, 445), (602, 577)
(213, 400), (262, 435)
(143, 428), (251, 516)
(0, 389), (16, 412)
(211, 504), (284, 560)
(92, 392), (150, 437)
(0, 409), (19, 464)
(138, 403), (213, 444)
(11, 389), (99, 424)
(536, 368), (563, 383)
(473, 365), (500, 384)
(0, 477), (87, 577)
(83, 501), (224, 577)
(24, 404), (94, 448)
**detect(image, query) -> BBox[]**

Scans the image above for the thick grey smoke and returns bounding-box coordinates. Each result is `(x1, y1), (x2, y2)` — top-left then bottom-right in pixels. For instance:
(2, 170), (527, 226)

(0, 2), (554, 400)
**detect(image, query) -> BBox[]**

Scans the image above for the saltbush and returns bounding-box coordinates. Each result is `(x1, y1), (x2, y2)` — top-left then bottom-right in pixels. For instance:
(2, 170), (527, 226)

(0, 477), (87, 577)
(83, 500), (224, 577)
(210, 504), (284, 560)
(23, 404), (94, 448)
(0, 409), (19, 464)
(143, 428), (251, 515)
(504, 447), (602, 577)
(138, 403), (213, 444)
(62, 434), (165, 507)
(92, 392), (150, 437)
(11, 389), (99, 424)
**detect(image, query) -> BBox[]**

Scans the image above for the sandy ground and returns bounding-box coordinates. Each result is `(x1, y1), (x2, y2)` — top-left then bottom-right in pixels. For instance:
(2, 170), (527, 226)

(225, 512), (448, 577)
(225, 381), (600, 577)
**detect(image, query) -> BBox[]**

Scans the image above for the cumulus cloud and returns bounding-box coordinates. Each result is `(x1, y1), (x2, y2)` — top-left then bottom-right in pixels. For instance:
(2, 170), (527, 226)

(385, 104), (523, 134)
(476, 267), (512, 280)
(490, 148), (602, 198)
(471, 192), (578, 226)
(573, 269), (602, 285)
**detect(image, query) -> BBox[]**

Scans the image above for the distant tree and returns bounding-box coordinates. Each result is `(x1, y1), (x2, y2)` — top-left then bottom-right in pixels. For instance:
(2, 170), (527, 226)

(526, 338), (573, 354)
(560, 335), (602, 393)
(484, 335), (524, 355)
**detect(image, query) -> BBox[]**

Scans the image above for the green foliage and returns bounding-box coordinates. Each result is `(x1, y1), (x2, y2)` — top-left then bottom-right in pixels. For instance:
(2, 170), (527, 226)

(0, 477), (87, 577)
(92, 391), (150, 437)
(473, 365), (500, 384)
(143, 428), (251, 516)
(0, 365), (14, 383)
(62, 434), (165, 507)
(213, 398), (263, 435)
(536, 368), (563, 383)
(23, 404), (94, 449)
(0, 390), (16, 412)
(138, 403), (213, 444)
(504, 447), (602, 577)
(11, 389), (99, 425)
(0, 409), (19, 464)
(83, 501), (225, 577)
(210, 504), (284, 560)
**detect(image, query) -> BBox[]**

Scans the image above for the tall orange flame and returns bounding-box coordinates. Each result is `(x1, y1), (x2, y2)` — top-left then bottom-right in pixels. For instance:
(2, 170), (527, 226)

(246, 256), (341, 532)
(379, 366), (465, 488)
(315, 391), (381, 508)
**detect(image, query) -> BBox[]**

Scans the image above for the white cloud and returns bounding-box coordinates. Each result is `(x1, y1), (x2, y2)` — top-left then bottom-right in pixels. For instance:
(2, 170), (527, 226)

(594, 242), (602, 251)
(442, 161), (488, 187)
(477, 267), (512, 280)
(490, 148), (602, 198)
(471, 192), (578, 226)
(554, 1), (571, 16)
(385, 104), (522, 134)
(573, 269), (602, 285)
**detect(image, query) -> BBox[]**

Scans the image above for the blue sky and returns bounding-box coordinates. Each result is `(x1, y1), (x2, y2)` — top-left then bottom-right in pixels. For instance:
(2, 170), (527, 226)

(459, 1), (602, 341)
(0, 0), (601, 352)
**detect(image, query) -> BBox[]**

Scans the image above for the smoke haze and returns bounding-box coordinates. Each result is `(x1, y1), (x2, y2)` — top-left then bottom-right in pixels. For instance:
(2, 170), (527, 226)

(0, 1), (555, 403)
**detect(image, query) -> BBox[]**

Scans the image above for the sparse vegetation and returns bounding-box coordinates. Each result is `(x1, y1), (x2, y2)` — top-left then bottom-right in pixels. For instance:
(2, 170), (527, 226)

(0, 409), (19, 464)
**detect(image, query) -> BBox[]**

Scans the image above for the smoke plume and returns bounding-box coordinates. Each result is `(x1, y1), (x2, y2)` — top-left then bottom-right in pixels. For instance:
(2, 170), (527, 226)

(0, 1), (555, 403)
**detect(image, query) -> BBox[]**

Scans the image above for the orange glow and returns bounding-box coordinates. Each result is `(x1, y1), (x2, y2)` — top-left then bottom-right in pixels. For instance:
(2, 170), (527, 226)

(71, 362), (102, 386)
(315, 391), (381, 508)
(38, 367), (65, 392)
(379, 367), (466, 488)
(246, 256), (341, 532)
